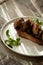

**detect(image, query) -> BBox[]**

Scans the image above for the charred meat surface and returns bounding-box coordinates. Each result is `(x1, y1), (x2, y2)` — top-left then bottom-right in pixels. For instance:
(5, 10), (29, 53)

(14, 18), (24, 30)
(32, 23), (39, 35)
(14, 18), (43, 45)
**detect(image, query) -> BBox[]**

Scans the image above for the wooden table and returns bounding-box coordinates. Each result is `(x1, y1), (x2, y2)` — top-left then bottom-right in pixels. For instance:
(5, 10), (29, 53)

(0, 0), (43, 65)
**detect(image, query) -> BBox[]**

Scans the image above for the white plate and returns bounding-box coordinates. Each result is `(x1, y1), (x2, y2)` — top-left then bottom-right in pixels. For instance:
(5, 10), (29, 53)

(1, 16), (43, 57)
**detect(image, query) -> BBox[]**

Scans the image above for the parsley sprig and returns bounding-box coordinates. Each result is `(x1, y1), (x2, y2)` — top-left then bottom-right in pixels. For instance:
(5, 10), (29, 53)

(32, 18), (43, 26)
(5, 30), (20, 48)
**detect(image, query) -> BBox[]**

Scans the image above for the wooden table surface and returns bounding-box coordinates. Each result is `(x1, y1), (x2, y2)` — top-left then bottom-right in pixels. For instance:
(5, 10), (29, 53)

(0, 0), (43, 65)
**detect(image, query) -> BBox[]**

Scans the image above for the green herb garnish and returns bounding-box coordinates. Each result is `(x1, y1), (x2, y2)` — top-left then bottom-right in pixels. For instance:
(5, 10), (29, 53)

(5, 30), (20, 48)
(32, 18), (43, 26)
(6, 30), (10, 38)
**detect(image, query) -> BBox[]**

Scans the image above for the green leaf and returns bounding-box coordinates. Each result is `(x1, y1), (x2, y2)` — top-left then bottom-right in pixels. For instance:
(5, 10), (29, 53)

(35, 19), (39, 24)
(32, 18), (43, 26)
(12, 38), (20, 46)
(5, 40), (9, 43)
(16, 38), (20, 42)
(39, 21), (43, 25)
(5, 30), (21, 48)
(6, 30), (10, 38)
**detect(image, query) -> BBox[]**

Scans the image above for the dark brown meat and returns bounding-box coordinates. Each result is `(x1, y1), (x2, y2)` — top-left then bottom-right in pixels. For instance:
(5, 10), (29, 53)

(22, 19), (31, 31)
(22, 22), (27, 31)
(14, 18), (43, 45)
(41, 30), (43, 41)
(14, 18), (24, 29)
(17, 30), (43, 45)
(32, 23), (39, 35)
(26, 19), (31, 26)
(42, 32), (43, 40)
